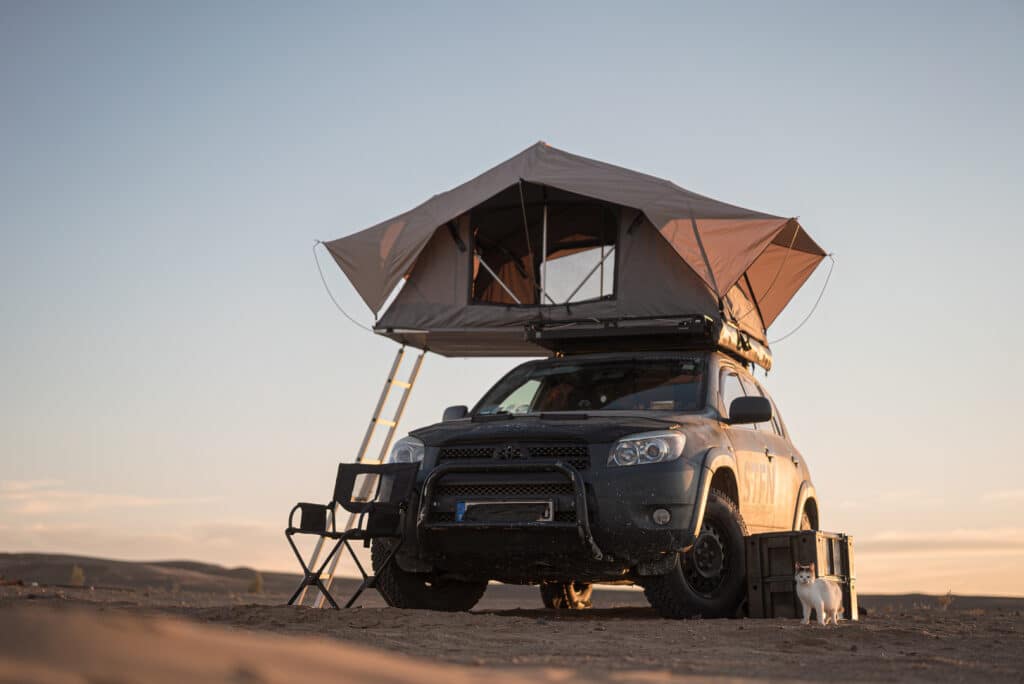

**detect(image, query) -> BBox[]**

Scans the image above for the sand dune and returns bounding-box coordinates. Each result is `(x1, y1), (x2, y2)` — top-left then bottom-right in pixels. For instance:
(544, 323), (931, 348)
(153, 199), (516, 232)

(1, 553), (1022, 682)
(4, 604), (748, 684)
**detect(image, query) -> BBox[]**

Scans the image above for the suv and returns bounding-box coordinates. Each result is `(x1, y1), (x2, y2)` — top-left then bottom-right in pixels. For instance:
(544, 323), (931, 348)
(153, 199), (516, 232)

(372, 350), (818, 618)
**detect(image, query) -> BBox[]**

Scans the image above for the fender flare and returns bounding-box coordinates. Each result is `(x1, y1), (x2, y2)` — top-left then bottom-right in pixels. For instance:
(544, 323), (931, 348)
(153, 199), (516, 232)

(692, 449), (739, 538)
(792, 481), (819, 530)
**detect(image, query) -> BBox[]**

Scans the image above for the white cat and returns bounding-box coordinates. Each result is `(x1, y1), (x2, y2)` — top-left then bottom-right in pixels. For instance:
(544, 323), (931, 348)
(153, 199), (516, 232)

(794, 562), (844, 626)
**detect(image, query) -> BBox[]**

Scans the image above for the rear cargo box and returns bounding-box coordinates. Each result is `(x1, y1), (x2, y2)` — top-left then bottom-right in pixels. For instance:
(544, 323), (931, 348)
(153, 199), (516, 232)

(745, 531), (857, 620)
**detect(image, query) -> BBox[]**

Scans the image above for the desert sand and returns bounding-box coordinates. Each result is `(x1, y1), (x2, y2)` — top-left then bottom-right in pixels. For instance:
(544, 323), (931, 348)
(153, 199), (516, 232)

(1, 553), (1021, 683)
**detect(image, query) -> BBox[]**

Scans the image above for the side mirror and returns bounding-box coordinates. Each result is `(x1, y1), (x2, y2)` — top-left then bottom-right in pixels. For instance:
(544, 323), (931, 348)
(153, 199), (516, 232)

(727, 396), (772, 425)
(442, 405), (469, 422)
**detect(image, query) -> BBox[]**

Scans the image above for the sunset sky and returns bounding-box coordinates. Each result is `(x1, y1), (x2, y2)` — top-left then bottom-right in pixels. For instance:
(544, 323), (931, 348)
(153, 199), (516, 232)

(2, 2), (1022, 596)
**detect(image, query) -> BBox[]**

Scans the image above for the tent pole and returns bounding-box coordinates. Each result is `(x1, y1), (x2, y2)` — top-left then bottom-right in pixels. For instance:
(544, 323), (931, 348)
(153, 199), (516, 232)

(517, 179), (538, 302)
(564, 247), (615, 303)
(743, 272), (766, 334)
(541, 204), (548, 305)
(475, 251), (523, 305)
(688, 213), (723, 312)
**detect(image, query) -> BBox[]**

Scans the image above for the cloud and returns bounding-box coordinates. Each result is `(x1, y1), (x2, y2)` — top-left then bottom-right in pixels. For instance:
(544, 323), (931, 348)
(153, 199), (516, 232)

(831, 489), (945, 510)
(0, 480), (63, 493)
(191, 522), (279, 544)
(857, 527), (1024, 553)
(0, 480), (215, 515)
(0, 481), (287, 571)
(0, 519), (292, 573)
(983, 489), (1024, 503)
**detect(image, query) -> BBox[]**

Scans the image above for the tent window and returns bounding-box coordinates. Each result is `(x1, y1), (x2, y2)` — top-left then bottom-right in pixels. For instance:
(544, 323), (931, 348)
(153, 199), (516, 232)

(542, 245), (615, 304)
(470, 188), (618, 307)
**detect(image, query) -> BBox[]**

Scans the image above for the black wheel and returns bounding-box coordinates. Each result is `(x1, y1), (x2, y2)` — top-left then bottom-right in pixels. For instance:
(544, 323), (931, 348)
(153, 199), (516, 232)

(540, 581), (593, 610)
(371, 540), (488, 611)
(643, 489), (748, 619)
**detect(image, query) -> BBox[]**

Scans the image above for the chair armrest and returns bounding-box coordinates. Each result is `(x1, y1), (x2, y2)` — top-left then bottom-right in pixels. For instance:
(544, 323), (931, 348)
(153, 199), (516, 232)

(288, 502), (333, 534)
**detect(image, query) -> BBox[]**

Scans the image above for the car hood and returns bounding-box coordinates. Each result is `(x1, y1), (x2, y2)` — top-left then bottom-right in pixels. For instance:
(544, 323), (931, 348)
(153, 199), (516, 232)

(410, 414), (694, 447)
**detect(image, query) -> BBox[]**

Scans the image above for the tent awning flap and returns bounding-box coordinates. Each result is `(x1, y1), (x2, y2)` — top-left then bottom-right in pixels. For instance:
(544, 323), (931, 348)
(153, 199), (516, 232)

(324, 142), (826, 354)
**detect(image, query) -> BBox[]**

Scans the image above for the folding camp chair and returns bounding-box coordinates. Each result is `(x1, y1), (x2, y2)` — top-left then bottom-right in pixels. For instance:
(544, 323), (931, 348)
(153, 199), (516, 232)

(285, 462), (418, 609)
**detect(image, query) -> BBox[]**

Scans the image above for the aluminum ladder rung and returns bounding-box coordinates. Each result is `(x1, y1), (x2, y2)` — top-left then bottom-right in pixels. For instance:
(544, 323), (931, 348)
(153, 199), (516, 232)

(296, 345), (426, 608)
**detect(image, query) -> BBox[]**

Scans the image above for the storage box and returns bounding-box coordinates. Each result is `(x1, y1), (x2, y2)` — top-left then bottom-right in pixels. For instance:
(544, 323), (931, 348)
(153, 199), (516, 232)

(745, 531), (857, 620)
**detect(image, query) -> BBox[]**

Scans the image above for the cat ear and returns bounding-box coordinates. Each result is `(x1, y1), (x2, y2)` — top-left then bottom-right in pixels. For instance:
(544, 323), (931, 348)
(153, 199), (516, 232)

(809, 562), (815, 572)
(794, 563), (800, 571)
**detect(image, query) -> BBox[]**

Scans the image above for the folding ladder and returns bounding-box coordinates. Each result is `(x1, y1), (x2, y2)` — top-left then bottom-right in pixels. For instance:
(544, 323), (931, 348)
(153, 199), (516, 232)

(296, 345), (425, 608)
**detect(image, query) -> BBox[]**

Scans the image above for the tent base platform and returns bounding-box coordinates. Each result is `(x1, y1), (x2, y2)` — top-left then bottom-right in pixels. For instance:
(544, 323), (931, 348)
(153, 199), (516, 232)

(528, 314), (772, 369)
(377, 314), (773, 369)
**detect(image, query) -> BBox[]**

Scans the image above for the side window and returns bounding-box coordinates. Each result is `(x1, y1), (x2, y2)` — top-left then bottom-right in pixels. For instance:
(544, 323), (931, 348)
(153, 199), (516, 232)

(719, 371), (746, 421)
(736, 376), (764, 431)
(741, 377), (785, 435)
(767, 394), (785, 437)
(769, 400), (784, 437)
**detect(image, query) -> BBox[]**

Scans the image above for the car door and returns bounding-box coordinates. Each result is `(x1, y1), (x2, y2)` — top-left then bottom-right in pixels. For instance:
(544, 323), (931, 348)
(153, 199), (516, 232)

(742, 376), (801, 530)
(719, 368), (775, 534)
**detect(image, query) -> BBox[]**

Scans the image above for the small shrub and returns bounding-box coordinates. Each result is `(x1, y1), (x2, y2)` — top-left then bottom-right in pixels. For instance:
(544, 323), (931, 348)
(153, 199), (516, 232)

(247, 571), (264, 594)
(69, 564), (86, 587)
(937, 590), (954, 611)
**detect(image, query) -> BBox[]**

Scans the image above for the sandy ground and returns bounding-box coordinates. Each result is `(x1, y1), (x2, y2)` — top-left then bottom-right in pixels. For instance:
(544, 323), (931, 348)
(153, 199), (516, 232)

(1, 554), (1022, 683)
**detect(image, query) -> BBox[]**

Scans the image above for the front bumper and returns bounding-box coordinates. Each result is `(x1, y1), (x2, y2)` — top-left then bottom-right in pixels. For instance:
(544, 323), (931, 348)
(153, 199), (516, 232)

(403, 449), (703, 582)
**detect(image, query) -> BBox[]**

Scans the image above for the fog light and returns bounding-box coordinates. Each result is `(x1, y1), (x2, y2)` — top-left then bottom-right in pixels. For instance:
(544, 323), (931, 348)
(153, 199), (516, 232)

(652, 508), (671, 526)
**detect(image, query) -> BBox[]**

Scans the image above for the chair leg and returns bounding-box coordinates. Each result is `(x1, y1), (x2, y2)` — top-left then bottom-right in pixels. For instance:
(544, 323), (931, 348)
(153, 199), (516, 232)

(313, 577), (341, 610)
(285, 532), (344, 609)
(285, 533), (314, 606)
(342, 538), (404, 608)
(341, 540), (370, 608)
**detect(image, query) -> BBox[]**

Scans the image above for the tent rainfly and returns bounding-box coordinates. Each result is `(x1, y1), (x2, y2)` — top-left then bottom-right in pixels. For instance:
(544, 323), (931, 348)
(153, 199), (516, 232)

(323, 143), (826, 367)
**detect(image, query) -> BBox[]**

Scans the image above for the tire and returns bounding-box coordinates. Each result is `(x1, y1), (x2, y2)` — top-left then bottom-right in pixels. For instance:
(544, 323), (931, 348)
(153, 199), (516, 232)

(540, 581), (593, 610)
(371, 540), (488, 611)
(643, 488), (748, 619)
(800, 510), (813, 531)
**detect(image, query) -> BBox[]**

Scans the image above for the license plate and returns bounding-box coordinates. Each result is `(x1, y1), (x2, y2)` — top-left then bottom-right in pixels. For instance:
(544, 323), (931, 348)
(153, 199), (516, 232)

(455, 500), (553, 523)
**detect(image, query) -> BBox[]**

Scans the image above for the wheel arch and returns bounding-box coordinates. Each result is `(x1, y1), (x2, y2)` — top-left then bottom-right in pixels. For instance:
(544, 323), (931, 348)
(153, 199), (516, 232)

(708, 466), (740, 509)
(792, 482), (820, 530)
(692, 449), (740, 538)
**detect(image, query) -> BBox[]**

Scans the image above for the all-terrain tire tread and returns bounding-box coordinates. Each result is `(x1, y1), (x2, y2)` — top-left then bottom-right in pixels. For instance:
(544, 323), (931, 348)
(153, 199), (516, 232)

(642, 488), (747, 619)
(371, 541), (488, 611)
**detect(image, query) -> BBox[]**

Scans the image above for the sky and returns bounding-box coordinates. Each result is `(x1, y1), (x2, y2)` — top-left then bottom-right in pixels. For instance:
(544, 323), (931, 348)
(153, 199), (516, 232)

(1, 1), (1022, 596)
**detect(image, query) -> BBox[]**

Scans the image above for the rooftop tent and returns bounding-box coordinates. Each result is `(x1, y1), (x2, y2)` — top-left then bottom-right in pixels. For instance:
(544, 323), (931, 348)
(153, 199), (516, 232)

(323, 143), (826, 364)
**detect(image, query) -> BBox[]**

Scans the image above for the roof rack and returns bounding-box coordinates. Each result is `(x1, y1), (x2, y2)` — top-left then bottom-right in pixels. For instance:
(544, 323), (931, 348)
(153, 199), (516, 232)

(524, 314), (773, 370)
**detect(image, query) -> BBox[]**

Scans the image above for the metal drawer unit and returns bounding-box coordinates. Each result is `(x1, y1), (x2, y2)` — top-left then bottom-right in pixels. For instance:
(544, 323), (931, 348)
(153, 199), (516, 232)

(745, 531), (857, 620)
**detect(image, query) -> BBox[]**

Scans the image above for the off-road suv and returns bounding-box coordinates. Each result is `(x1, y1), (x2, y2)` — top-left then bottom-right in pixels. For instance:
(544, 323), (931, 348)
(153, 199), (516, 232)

(372, 350), (818, 618)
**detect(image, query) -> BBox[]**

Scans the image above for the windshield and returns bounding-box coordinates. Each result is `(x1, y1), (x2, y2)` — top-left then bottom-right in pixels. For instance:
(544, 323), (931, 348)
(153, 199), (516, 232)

(474, 357), (706, 415)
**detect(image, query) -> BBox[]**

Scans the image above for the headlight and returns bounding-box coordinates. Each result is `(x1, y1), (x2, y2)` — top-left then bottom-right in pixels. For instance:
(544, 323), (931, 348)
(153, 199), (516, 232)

(608, 431), (685, 467)
(388, 436), (425, 464)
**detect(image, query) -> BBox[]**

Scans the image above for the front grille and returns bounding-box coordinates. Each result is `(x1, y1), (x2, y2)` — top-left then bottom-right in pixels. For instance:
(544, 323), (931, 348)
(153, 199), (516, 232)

(436, 482), (574, 498)
(428, 510), (578, 523)
(438, 444), (590, 470)
(438, 446), (493, 460)
(528, 445), (589, 470)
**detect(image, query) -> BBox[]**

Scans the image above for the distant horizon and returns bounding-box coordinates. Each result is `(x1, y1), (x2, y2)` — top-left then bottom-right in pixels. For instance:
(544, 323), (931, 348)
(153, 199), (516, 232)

(3, 549), (1022, 600)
